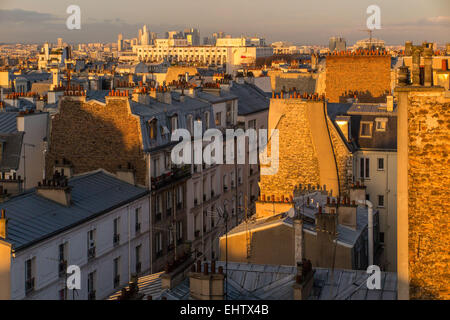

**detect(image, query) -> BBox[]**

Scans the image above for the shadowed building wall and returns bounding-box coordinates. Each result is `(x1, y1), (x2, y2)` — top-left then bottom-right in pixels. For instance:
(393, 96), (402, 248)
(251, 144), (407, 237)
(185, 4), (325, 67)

(46, 96), (147, 185)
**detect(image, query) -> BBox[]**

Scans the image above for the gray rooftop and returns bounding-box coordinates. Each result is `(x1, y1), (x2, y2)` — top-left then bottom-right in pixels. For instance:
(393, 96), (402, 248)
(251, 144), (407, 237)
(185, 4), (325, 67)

(0, 132), (24, 171)
(0, 170), (149, 251)
(0, 112), (18, 133)
(229, 82), (270, 115)
(108, 261), (397, 300)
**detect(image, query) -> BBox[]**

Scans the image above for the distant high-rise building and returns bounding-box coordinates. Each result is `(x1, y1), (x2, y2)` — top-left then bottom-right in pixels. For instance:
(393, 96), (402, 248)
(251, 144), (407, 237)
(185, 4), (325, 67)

(184, 28), (200, 46)
(57, 37), (63, 48)
(329, 36), (346, 52)
(117, 33), (123, 52)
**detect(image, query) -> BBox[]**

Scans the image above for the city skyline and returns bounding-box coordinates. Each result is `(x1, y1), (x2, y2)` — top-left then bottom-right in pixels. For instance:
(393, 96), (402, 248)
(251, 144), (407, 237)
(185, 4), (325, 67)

(0, 0), (449, 45)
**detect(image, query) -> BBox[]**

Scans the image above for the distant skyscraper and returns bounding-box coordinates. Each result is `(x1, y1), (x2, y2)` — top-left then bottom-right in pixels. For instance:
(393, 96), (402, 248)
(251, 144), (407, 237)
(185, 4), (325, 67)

(57, 37), (63, 47)
(329, 36), (346, 52)
(117, 33), (123, 52)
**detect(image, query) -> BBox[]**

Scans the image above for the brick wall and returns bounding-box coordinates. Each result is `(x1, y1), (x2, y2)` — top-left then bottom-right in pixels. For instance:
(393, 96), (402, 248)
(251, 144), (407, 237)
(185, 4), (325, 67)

(46, 97), (147, 185)
(406, 92), (450, 299)
(325, 55), (391, 103)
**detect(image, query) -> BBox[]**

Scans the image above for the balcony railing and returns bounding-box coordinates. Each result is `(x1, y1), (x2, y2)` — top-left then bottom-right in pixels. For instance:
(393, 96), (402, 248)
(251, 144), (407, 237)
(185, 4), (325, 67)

(151, 165), (191, 190)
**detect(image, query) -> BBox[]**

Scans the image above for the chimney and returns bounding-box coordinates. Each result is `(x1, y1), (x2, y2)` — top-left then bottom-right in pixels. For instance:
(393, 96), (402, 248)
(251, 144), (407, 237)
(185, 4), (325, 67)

(0, 209), (6, 239)
(349, 182), (366, 203)
(189, 262), (225, 300)
(293, 215), (304, 264)
(292, 259), (315, 300)
(54, 159), (73, 178)
(386, 95), (394, 112)
(116, 163), (136, 185)
(36, 177), (72, 207)
(423, 45), (433, 86)
(337, 196), (357, 230)
(411, 49), (421, 85)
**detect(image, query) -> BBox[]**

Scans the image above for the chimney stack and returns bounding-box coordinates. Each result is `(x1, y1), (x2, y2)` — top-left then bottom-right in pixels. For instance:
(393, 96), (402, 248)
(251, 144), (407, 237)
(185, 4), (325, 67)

(292, 259), (315, 300)
(423, 45), (433, 86)
(36, 176), (72, 207)
(189, 261), (225, 300)
(293, 215), (304, 264)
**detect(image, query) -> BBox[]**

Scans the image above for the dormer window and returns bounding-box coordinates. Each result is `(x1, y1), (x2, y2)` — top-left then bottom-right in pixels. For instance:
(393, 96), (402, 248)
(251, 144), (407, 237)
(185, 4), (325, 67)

(148, 119), (157, 140)
(360, 121), (373, 138)
(170, 115), (178, 133)
(375, 118), (388, 132)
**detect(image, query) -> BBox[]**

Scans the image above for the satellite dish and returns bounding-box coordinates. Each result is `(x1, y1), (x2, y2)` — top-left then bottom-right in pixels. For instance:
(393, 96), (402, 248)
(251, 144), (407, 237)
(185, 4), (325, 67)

(287, 208), (295, 218)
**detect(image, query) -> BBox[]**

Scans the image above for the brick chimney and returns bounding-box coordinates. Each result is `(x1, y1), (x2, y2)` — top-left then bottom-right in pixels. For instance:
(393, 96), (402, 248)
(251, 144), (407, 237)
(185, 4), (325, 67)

(0, 209), (6, 239)
(292, 259), (315, 300)
(189, 262), (225, 300)
(36, 173), (72, 207)
(423, 45), (433, 86)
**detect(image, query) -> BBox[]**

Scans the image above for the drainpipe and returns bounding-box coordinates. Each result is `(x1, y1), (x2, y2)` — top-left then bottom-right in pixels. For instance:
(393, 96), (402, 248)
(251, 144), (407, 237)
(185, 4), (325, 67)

(358, 199), (374, 266)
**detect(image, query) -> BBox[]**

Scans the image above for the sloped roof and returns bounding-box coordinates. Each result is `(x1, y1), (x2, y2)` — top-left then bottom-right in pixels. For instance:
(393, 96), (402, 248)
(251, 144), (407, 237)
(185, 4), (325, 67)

(229, 82), (270, 115)
(0, 170), (149, 251)
(0, 131), (24, 171)
(0, 112), (18, 133)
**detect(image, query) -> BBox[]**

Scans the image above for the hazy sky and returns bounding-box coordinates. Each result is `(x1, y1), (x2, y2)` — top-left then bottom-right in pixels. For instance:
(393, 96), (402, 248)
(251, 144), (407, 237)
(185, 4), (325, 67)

(0, 0), (448, 45)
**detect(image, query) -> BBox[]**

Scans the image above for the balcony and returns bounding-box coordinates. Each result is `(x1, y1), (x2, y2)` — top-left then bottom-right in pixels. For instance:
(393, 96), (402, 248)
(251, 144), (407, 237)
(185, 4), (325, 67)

(88, 291), (96, 300)
(25, 278), (35, 295)
(151, 165), (191, 190)
(88, 247), (96, 260)
(113, 234), (120, 246)
(58, 260), (67, 278)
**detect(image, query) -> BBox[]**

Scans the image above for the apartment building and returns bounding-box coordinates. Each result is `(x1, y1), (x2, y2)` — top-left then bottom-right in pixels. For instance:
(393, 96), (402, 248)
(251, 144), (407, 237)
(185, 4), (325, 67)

(0, 170), (150, 300)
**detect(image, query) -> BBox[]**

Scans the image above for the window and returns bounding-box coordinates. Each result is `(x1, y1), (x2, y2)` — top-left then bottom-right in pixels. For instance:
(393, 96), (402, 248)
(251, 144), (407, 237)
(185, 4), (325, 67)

(380, 232), (385, 243)
(226, 102), (233, 125)
(205, 111), (210, 129)
(375, 118), (387, 132)
(360, 158), (370, 179)
(377, 158), (384, 170)
(135, 208), (141, 233)
(152, 158), (159, 178)
(166, 190), (172, 210)
(135, 245), (142, 274)
(113, 257), (120, 288)
(58, 243), (68, 277)
(87, 229), (96, 259)
(248, 119), (256, 130)
(165, 153), (171, 170)
(215, 112), (222, 126)
(360, 122), (373, 138)
(378, 195), (385, 207)
(155, 232), (163, 256)
(171, 115), (178, 132)
(186, 114), (194, 135)
(149, 119), (157, 140)
(88, 271), (96, 300)
(176, 185), (183, 208)
(25, 258), (35, 295)
(113, 218), (120, 246)
(176, 221), (183, 241)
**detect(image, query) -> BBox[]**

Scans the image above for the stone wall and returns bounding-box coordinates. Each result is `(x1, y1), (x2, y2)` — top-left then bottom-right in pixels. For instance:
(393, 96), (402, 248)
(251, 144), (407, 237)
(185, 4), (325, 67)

(406, 91), (450, 299)
(46, 97), (147, 185)
(259, 98), (351, 201)
(325, 55), (391, 103)
(267, 70), (317, 92)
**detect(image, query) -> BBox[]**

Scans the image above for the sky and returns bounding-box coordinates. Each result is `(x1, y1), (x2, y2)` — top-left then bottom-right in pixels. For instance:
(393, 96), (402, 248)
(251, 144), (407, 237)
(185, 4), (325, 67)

(0, 0), (448, 45)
